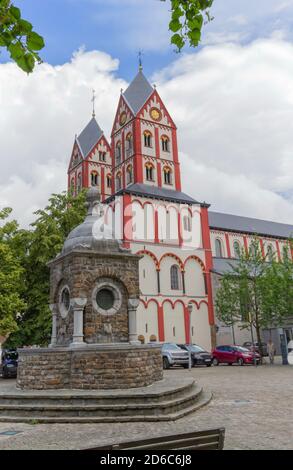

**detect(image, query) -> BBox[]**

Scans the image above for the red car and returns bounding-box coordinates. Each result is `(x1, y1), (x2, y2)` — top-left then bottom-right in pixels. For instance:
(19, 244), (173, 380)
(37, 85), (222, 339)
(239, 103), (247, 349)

(212, 345), (261, 366)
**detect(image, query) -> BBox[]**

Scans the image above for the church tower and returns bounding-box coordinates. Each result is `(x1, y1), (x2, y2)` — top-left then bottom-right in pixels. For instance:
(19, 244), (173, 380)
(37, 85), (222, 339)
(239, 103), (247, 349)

(67, 116), (112, 201)
(111, 67), (181, 194)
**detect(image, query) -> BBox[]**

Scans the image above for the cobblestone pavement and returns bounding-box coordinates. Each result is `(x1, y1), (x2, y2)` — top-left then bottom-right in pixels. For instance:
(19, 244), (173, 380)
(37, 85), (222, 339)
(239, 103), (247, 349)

(0, 358), (292, 450)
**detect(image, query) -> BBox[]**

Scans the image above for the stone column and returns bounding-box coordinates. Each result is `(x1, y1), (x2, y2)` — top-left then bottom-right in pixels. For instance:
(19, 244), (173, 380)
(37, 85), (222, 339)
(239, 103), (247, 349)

(49, 304), (58, 348)
(70, 298), (87, 348)
(128, 298), (140, 344)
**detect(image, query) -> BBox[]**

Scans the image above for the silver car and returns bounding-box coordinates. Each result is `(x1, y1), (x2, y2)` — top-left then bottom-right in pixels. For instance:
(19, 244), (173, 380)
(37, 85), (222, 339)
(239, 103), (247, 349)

(161, 343), (189, 369)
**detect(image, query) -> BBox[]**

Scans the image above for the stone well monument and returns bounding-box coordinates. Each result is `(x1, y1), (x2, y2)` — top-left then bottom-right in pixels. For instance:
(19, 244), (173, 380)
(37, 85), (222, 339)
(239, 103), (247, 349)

(2, 188), (211, 423)
(17, 188), (163, 390)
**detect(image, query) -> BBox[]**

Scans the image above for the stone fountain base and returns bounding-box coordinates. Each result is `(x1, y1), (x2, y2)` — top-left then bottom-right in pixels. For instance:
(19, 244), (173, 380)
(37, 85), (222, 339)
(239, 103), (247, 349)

(16, 343), (163, 390)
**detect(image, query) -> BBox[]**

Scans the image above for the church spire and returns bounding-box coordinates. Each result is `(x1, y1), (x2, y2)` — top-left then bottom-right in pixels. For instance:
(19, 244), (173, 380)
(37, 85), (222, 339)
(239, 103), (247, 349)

(138, 50), (143, 72)
(91, 89), (96, 118)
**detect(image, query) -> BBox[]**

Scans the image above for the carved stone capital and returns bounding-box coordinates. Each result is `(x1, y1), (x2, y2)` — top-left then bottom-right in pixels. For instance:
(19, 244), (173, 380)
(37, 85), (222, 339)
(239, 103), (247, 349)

(49, 304), (58, 315)
(70, 297), (87, 310)
(128, 298), (140, 310)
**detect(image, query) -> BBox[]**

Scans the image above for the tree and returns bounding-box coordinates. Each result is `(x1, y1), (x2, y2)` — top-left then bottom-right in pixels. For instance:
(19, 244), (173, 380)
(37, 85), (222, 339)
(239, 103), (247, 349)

(6, 190), (86, 348)
(215, 238), (293, 356)
(162, 0), (214, 50)
(0, 208), (26, 337)
(0, 0), (44, 73)
(1, 1), (213, 73)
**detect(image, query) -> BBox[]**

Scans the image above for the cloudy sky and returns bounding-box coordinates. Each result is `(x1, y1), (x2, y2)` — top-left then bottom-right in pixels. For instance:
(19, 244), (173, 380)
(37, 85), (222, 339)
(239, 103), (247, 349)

(1, 0), (293, 227)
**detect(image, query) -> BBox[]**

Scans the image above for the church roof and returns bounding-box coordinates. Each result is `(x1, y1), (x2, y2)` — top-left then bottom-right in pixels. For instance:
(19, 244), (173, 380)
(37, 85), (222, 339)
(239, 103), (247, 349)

(123, 71), (154, 115)
(76, 117), (103, 158)
(106, 183), (201, 205)
(209, 211), (293, 239)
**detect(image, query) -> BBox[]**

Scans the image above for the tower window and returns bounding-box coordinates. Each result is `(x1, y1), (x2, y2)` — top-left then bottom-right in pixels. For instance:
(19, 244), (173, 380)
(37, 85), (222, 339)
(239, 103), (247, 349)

(116, 173), (122, 191)
(145, 163), (154, 181)
(77, 173), (82, 193)
(91, 172), (98, 186)
(163, 167), (172, 185)
(161, 136), (170, 152)
(99, 151), (106, 162)
(170, 264), (181, 290)
(126, 165), (133, 185)
(267, 244), (274, 261)
(143, 131), (152, 148)
(126, 133), (133, 155)
(107, 175), (112, 188)
(116, 142), (121, 164)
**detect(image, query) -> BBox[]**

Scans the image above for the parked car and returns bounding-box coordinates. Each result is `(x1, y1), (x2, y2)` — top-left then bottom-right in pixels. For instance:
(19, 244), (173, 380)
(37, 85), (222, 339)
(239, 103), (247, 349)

(242, 341), (268, 356)
(161, 343), (189, 369)
(177, 344), (212, 367)
(212, 345), (261, 366)
(0, 349), (18, 378)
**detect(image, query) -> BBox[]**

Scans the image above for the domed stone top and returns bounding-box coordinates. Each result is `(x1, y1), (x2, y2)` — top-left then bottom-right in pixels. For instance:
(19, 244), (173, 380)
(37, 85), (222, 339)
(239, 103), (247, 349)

(62, 188), (122, 255)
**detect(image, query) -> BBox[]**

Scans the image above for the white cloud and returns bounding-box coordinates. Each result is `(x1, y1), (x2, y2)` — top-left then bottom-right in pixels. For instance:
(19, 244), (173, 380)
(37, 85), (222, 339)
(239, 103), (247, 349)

(1, 39), (293, 228)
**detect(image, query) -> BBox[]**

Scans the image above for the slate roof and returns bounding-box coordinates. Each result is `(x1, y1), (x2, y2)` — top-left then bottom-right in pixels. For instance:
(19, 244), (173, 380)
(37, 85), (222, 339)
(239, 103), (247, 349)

(105, 183), (201, 205)
(76, 117), (103, 158)
(123, 71), (154, 115)
(212, 258), (239, 275)
(209, 211), (293, 239)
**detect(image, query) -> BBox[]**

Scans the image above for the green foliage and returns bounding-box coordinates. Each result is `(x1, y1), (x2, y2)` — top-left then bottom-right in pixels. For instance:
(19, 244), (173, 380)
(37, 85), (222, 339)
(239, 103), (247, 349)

(162, 0), (214, 51)
(0, 0), (44, 73)
(5, 190), (86, 348)
(0, 208), (26, 336)
(215, 237), (293, 355)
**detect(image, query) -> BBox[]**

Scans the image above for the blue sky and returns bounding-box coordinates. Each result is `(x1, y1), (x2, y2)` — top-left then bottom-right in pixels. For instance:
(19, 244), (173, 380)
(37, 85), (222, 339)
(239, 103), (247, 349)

(4, 0), (293, 80)
(2, 1), (293, 225)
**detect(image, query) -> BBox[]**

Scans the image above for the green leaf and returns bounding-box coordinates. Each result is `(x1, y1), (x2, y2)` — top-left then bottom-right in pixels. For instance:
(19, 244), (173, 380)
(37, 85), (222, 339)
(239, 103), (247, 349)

(169, 18), (181, 33)
(9, 5), (21, 20)
(27, 31), (45, 51)
(18, 19), (33, 34)
(8, 42), (24, 61)
(171, 33), (185, 50)
(17, 52), (35, 73)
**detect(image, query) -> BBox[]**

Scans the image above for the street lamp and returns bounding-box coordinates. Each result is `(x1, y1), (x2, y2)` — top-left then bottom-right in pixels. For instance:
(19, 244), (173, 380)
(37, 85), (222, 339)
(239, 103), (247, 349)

(187, 302), (193, 371)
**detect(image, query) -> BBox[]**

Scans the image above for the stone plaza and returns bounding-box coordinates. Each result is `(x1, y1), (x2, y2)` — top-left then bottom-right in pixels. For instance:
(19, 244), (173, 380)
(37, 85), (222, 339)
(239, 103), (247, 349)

(0, 359), (292, 450)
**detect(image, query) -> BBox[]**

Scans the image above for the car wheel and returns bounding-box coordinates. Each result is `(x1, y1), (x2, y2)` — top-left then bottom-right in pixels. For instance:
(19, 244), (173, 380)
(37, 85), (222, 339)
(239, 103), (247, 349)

(206, 364), (212, 367)
(183, 364), (189, 369)
(228, 363), (233, 366)
(163, 357), (170, 370)
(237, 357), (244, 366)
(212, 357), (219, 366)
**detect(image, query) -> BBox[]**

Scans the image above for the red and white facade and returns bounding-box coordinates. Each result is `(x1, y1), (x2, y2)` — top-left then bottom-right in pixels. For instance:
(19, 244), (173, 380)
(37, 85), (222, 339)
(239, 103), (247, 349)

(68, 69), (293, 350)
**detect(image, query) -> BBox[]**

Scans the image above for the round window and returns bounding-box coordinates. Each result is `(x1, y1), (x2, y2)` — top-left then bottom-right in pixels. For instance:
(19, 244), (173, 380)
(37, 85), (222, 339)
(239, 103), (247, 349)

(96, 288), (115, 311)
(59, 286), (71, 318)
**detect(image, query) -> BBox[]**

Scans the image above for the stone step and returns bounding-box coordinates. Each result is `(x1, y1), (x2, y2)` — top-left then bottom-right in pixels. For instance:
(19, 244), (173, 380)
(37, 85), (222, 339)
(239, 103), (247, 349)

(0, 380), (195, 407)
(0, 384), (203, 418)
(0, 391), (212, 424)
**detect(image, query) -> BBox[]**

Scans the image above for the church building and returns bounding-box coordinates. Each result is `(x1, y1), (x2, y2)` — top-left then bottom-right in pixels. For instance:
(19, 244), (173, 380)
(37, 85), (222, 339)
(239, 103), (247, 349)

(68, 67), (293, 351)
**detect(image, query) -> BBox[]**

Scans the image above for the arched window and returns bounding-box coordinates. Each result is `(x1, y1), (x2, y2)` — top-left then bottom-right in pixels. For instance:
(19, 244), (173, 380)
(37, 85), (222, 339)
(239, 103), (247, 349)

(106, 174), (112, 188)
(161, 135), (170, 152)
(215, 239), (223, 258)
(77, 173), (82, 193)
(234, 240), (241, 258)
(126, 165), (133, 185)
(170, 264), (181, 290)
(163, 167), (172, 185)
(91, 171), (98, 186)
(116, 141), (121, 164)
(143, 131), (152, 148)
(282, 245), (289, 260)
(99, 151), (106, 162)
(267, 244), (274, 261)
(125, 133), (133, 155)
(115, 172), (122, 191)
(145, 162), (154, 181)
(249, 242), (257, 256)
(70, 177), (75, 193)
(183, 215), (192, 232)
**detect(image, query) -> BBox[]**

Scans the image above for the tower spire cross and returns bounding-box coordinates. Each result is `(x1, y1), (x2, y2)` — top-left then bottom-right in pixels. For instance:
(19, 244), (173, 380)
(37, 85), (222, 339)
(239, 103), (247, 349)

(138, 50), (143, 71)
(91, 89), (96, 118)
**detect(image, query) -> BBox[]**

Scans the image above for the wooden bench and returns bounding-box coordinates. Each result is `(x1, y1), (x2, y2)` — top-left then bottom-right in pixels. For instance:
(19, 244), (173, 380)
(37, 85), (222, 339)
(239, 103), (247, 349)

(85, 428), (225, 451)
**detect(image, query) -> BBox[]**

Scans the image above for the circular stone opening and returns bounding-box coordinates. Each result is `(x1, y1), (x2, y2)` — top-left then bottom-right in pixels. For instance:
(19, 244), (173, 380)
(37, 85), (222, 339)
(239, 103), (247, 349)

(96, 288), (115, 311)
(59, 286), (71, 318)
